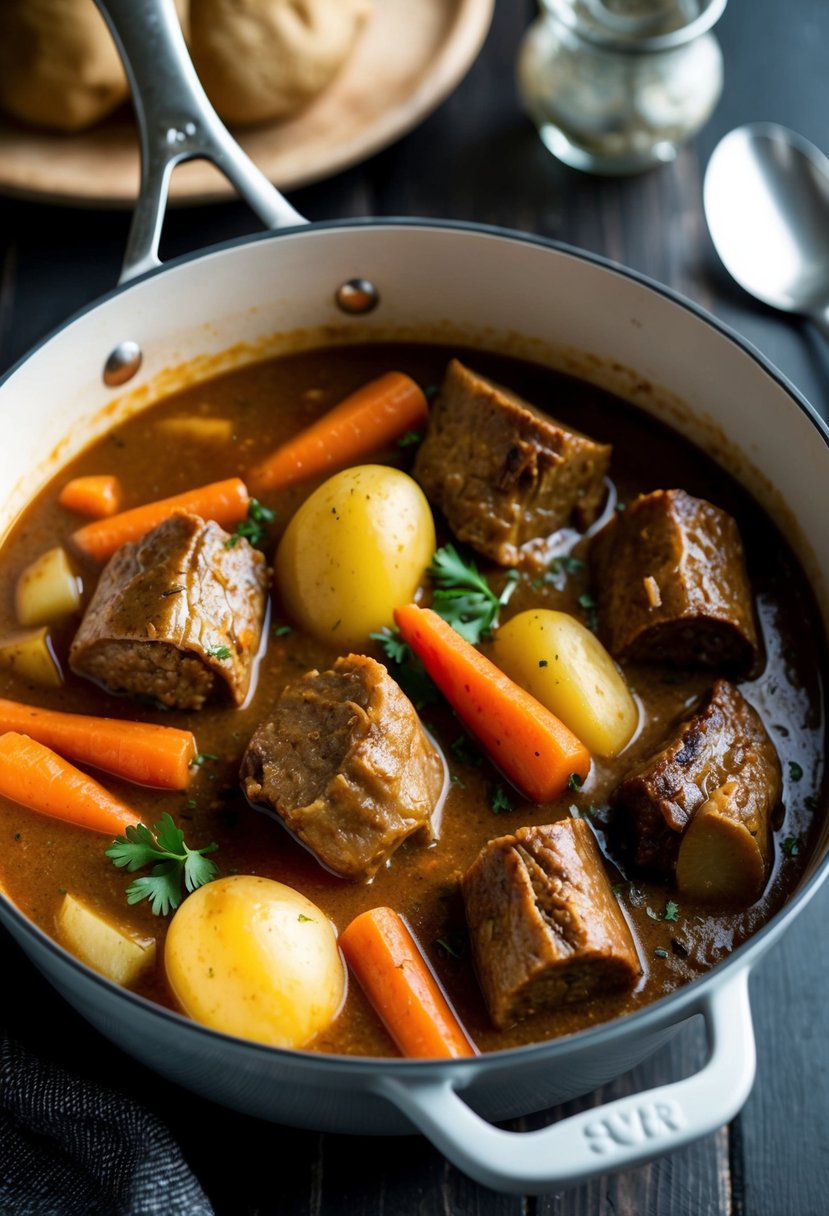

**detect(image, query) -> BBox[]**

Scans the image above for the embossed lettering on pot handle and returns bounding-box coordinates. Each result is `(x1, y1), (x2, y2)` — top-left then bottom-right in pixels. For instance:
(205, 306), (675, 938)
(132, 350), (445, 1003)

(94, 0), (308, 284)
(373, 967), (755, 1194)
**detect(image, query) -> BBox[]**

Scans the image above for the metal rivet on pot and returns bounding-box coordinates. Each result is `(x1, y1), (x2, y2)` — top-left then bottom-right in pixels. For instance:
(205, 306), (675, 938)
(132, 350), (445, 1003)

(335, 279), (379, 314)
(103, 341), (142, 387)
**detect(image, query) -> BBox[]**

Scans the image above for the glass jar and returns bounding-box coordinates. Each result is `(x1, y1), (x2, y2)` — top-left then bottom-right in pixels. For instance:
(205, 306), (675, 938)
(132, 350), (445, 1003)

(517, 0), (727, 174)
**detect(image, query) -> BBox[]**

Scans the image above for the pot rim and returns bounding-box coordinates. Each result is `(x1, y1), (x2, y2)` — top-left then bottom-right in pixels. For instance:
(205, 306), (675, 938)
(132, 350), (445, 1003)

(2, 214), (828, 1077)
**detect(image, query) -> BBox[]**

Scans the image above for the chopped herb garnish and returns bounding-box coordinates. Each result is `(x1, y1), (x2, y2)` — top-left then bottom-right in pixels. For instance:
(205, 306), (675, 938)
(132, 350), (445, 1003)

(427, 544), (512, 644)
(297, 913), (313, 923)
(273, 624), (293, 638)
(654, 947), (669, 959)
(434, 933), (465, 960)
(190, 752), (219, 768)
(106, 812), (219, 916)
(185, 799), (197, 810)
(226, 497), (276, 549)
(397, 430), (423, 448)
(370, 626), (439, 710)
(491, 784), (513, 814)
(805, 795), (819, 811)
(577, 592), (598, 631)
(207, 645), (232, 661)
(788, 761), (804, 782)
(663, 899), (680, 922)
(538, 659), (548, 668)
(450, 773), (466, 789)
(611, 883), (623, 897)
(782, 835), (801, 858)
(567, 772), (583, 791)
(451, 733), (482, 767)
(615, 502), (627, 512)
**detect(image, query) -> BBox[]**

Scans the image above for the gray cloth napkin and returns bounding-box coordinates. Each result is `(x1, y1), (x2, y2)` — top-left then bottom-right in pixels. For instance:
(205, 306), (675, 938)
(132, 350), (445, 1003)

(0, 1034), (215, 1216)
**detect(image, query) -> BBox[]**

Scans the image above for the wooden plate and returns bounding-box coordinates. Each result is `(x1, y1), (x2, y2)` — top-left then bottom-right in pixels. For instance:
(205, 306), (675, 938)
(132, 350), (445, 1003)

(0, 0), (494, 209)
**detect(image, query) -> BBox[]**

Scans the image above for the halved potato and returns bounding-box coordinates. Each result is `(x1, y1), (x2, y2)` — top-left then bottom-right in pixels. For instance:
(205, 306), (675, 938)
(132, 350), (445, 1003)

(15, 546), (81, 627)
(0, 627), (62, 686)
(492, 609), (638, 757)
(57, 892), (156, 987)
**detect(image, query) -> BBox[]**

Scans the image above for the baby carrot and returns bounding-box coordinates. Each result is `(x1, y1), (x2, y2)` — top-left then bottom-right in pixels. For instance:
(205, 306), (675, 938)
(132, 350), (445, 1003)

(58, 475), (122, 519)
(250, 371), (429, 493)
(0, 732), (142, 836)
(70, 478), (250, 562)
(394, 603), (590, 804)
(339, 906), (475, 1059)
(0, 698), (197, 789)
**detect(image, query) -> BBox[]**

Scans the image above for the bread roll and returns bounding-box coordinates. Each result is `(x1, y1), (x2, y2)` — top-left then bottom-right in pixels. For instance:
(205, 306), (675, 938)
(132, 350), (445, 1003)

(189, 0), (371, 126)
(0, 0), (129, 133)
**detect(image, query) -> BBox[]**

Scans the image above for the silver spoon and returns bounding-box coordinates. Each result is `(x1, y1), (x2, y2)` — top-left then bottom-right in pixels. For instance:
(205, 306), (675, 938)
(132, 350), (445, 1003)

(703, 122), (829, 343)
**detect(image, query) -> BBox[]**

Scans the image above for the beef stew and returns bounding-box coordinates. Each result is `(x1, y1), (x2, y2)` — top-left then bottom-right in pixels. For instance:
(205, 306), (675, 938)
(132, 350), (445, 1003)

(0, 342), (823, 1058)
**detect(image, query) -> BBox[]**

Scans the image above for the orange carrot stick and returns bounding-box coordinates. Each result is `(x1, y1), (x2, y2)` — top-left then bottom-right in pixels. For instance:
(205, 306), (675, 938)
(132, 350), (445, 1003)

(58, 475), (122, 519)
(250, 371), (429, 493)
(0, 732), (142, 835)
(394, 603), (590, 804)
(0, 698), (197, 789)
(70, 478), (250, 562)
(338, 906), (475, 1060)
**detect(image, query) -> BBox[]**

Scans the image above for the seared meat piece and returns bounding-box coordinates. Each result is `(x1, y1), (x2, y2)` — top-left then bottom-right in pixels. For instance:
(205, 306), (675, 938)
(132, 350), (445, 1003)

(412, 359), (611, 565)
(462, 819), (640, 1029)
(69, 511), (267, 709)
(590, 488), (759, 671)
(240, 654), (447, 882)
(611, 679), (781, 894)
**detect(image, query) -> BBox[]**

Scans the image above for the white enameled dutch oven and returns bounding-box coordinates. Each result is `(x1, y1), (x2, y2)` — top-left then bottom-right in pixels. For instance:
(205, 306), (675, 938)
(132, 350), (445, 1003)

(0, 0), (828, 1194)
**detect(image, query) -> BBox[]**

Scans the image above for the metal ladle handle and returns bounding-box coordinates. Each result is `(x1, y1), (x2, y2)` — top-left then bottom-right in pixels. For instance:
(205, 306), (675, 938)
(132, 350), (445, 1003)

(94, 0), (308, 284)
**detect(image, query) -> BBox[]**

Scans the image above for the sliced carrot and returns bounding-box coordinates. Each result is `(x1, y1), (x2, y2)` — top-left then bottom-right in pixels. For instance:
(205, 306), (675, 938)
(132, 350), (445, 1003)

(0, 732), (142, 836)
(338, 906), (475, 1060)
(58, 475), (122, 519)
(394, 603), (590, 804)
(70, 477), (250, 562)
(250, 371), (429, 493)
(0, 698), (197, 789)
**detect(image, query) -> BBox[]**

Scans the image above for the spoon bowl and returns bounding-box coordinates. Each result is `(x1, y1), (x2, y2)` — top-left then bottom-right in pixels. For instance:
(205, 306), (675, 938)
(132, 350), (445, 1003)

(703, 122), (829, 338)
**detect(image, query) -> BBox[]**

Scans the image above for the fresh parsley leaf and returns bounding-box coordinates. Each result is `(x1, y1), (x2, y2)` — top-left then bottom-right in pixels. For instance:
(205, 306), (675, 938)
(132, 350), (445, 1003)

(782, 835), (801, 858)
(226, 498), (276, 549)
(567, 772), (583, 791)
(427, 544), (510, 644)
(106, 813), (219, 916)
(491, 784), (513, 814)
(207, 645), (232, 661)
(397, 430), (423, 448)
(654, 947), (669, 959)
(370, 626), (439, 710)
(273, 624), (293, 638)
(663, 899), (680, 922)
(788, 761), (804, 782)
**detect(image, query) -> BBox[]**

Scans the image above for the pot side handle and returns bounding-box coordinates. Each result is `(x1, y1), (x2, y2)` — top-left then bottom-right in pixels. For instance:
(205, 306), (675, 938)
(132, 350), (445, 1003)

(372, 967), (755, 1195)
(94, 0), (308, 284)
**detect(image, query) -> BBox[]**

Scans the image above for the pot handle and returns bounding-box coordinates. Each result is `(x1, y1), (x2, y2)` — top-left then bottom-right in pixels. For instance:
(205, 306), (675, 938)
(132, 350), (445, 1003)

(372, 967), (755, 1194)
(94, 0), (308, 284)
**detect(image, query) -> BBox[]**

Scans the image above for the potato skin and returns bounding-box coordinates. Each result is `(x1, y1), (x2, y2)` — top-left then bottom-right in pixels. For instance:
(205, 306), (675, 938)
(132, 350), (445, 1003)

(164, 875), (345, 1049)
(275, 465), (435, 649)
(491, 609), (638, 757)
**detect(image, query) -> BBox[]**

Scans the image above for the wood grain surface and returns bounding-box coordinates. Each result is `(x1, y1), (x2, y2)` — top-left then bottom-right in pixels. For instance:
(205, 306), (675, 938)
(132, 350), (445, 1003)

(1, 2), (829, 1213)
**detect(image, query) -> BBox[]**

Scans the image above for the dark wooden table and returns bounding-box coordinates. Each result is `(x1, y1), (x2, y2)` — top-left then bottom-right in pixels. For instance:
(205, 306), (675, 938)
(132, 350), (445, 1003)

(2, 2), (829, 1212)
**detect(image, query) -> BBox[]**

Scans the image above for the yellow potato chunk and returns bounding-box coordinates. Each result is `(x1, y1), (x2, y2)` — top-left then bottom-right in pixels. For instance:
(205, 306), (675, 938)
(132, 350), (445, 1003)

(276, 465), (435, 649)
(57, 893), (156, 987)
(492, 609), (638, 757)
(15, 546), (81, 627)
(0, 627), (62, 687)
(164, 875), (346, 1049)
(676, 783), (771, 905)
(155, 416), (234, 444)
